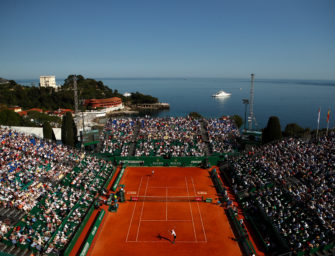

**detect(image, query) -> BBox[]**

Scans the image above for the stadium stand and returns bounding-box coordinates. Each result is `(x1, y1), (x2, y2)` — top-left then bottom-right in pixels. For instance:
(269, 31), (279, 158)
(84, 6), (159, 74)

(2, 116), (334, 256)
(224, 135), (335, 255)
(205, 117), (240, 155)
(135, 117), (206, 157)
(0, 128), (114, 255)
(102, 116), (240, 157)
(102, 118), (135, 156)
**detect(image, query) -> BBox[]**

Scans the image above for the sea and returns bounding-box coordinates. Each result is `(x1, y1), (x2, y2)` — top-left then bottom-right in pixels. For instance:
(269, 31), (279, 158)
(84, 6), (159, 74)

(16, 77), (335, 130)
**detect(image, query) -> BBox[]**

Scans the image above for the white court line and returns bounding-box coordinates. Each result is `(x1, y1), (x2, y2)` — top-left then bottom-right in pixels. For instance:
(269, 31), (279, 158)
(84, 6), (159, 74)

(150, 186), (187, 189)
(125, 176), (143, 242)
(141, 219), (192, 222)
(135, 176), (149, 241)
(185, 176), (197, 242)
(131, 195), (193, 198)
(127, 241), (207, 243)
(191, 177), (207, 242)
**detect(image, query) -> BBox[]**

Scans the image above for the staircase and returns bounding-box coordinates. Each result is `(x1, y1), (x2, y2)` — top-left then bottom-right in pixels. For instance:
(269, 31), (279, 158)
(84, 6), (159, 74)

(0, 207), (26, 226)
(199, 119), (212, 156)
(0, 242), (35, 256)
(128, 121), (141, 156)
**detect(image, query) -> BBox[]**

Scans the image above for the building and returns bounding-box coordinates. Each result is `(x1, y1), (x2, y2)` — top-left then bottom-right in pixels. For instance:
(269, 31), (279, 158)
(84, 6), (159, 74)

(27, 108), (43, 113)
(40, 76), (58, 89)
(8, 107), (22, 113)
(18, 111), (28, 116)
(17, 108), (43, 116)
(84, 97), (123, 109)
(53, 108), (75, 117)
(2, 126), (62, 141)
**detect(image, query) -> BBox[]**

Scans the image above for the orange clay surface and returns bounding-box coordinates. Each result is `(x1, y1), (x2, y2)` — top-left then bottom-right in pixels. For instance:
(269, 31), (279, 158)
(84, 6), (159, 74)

(87, 166), (242, 256)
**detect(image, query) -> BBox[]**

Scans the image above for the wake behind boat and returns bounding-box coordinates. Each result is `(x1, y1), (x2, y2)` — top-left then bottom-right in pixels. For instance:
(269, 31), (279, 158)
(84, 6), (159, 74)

(212, 90), (231, 97)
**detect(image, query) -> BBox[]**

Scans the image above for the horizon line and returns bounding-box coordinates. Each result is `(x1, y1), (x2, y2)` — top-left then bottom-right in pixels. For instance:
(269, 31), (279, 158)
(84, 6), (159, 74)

(6, 76), (335, 82)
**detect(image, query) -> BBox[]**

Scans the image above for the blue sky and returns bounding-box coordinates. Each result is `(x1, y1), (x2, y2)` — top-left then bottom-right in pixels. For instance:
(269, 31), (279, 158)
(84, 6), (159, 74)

(1, 0), (334, 80)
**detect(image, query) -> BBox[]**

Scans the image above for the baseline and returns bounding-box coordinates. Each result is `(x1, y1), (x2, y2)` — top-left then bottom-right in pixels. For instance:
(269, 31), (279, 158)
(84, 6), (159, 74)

(127, 241), (208, 243)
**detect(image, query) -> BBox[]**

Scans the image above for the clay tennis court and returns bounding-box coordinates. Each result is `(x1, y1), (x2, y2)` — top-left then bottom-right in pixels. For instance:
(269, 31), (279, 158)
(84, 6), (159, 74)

(87, 166), (242, 256)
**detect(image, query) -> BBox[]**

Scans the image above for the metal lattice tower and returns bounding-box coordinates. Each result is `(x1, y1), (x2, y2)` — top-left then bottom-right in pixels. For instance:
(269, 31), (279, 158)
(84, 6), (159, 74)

(73, 75), (79, 114)
(248, 73), (255, 130)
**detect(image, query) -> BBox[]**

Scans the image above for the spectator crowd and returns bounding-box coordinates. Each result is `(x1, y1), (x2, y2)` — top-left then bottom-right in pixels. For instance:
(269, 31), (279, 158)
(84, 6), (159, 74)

(103, 116), (240, 157)
(135, 117), (206, 157)
(229, 135), (335, 253)
(0, 127), (114, 254)
(205, 117), (240, 154)
(102, 118), (135, 156)
(1, 117), (334, 255)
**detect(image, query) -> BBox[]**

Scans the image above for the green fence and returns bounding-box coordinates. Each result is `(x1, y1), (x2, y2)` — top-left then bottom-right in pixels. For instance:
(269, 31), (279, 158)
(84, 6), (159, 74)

(103, 167), (117, 190)
(210, 169), (226, 197)
(112, 167), (126, 191)
(245, 213), (269, 252)
(83, 140), (100, 146)
(101, 154), (238, 167)
(79, 209), (105, 256)
(226, 208), (256, 256)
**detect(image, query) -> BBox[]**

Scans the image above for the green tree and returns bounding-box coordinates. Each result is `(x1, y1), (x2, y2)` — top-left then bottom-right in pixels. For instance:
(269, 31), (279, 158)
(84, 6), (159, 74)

(9, 80), (17, 86)
(0, 109), (22, 126)
(0, 75), (158, 112)
(0, 104), (7, 111)
(43, 121), (56, 141)
(61, 112), (76, 146)
(189, 112), (203, 119)
(130, 92), (158, 104)
(283, 123), (304, 137)
(262, 116), (282, 143)
(232, 115), (243, 129)
(63, 75), (84, 87)
(27, 111), (61, 126)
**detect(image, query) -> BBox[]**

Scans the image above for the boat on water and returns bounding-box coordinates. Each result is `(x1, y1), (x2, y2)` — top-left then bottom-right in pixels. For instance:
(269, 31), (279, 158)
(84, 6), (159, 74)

(212, 90), (231, 97)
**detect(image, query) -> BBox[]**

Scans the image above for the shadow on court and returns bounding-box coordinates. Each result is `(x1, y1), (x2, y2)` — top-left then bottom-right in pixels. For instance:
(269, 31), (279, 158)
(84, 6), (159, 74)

(157, 233), (172, 243)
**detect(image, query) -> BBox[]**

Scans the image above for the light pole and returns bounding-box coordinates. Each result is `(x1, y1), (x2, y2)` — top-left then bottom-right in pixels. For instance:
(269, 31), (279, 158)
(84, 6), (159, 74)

(242, 99), (249, 131)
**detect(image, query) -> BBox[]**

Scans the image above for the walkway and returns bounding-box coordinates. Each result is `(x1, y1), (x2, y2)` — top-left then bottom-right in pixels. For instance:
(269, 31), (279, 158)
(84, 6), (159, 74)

(128, 120), (140, 156)
(199, 120), (211, 156)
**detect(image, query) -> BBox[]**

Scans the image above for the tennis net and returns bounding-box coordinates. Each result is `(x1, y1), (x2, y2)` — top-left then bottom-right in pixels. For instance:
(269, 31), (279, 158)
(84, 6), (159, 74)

(130, 196), (203, 202)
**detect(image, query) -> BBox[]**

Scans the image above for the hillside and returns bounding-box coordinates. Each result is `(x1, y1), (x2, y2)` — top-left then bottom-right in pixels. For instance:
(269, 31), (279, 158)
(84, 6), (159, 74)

(0, 75), (158, 110)
(0, 78), (9, 84)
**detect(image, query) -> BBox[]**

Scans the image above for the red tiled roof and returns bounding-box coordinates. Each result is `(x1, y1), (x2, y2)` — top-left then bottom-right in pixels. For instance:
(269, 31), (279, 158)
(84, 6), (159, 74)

(53, 109), (74, 115)
(84, 97), (122, 108)
(85, 97), (122, 104)
(18, 111), (28, 116)
(27, 108), (43, 113)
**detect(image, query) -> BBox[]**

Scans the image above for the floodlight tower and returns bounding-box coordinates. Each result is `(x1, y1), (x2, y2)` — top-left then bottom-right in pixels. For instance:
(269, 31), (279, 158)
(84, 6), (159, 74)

(248, 73), (255, 130)
(242, 99), (249, 131)
(73, 75), (79, 114)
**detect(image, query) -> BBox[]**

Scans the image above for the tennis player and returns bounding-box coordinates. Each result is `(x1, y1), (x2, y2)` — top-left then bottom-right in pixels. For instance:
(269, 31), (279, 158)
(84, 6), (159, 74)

(170, 229), (176, 244)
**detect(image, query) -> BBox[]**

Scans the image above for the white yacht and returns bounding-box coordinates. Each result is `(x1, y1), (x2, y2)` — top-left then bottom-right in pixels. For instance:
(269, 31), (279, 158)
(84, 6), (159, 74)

(212, 90), (231, 97)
